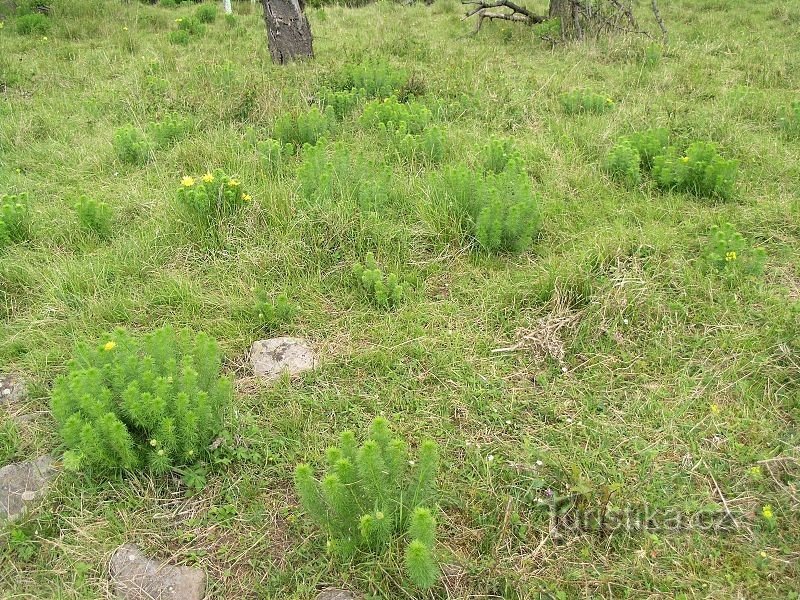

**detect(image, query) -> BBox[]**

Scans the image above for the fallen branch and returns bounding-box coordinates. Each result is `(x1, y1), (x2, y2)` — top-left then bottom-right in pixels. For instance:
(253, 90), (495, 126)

(462, 0), (547, 33)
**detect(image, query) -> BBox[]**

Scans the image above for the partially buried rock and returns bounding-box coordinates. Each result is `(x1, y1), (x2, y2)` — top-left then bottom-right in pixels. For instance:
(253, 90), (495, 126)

(0, 374), (27, 405)
(109, 544), (206, 600)
(0, 455), (56, 521)
(316, 590), (359, 600)
(250, 337), (318, 381)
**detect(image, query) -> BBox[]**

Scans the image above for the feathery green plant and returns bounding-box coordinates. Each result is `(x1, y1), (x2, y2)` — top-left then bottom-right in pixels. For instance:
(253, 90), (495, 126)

(175, 169), (251, 230)
(273, 107), (334, 147)
(604, 141), (641, 185)
(379, 122), (445, 165)
(480, 137), (521, 173)
(195, 4), (217, 23)
(318, 87), (365, 119)
(74, 195), (112, 239)
(0, 193), (31, 250)
(257, 138), (294, 174)
(335, 61), (408, 99)
(653, 141), (737, 200)
(352, 252), (407, 308)
(294, 418), (440, 588)
(148, 114), (193, 148)
(626, 128), (669, 171)
(50, 326), (232, 474)
(705, 222), (766, 275)
(561, 89), (615, 114)
(253, 290), (296, 331)
(113, 125), (150, 165)
(361, 96), (431, 134)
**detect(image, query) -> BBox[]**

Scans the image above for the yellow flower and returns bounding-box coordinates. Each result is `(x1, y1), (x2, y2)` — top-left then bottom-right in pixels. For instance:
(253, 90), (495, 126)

(103, 341), (117, 352)
(725, 251), (737, 262)
(123, 26), (129, 31)
(762, 505), (774, 520)
(606, 97), (614, 104)
(710, 403), (720, 414)
(202, 171), (215, 183)
(175, 18), (183, 22)
(242, 193), (252, 202)
(760, 551), (767, 558)
(42, 36), (48, 41)
(681, 156), (689, 163)
(0, 21), (5, 29)
(228, 178), (240, 187)
(181, 176), (195, 187)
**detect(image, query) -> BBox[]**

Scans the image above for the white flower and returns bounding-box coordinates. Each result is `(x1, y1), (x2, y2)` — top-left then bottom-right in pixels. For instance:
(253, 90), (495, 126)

(536, 460), (543, 466)
(487, 455), (494, 462)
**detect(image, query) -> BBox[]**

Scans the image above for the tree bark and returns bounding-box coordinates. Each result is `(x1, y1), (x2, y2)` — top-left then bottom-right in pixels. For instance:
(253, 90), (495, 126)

(548, 0), (576, 38)
(223, 0), (232, 14)
(261, 0), (314, 65)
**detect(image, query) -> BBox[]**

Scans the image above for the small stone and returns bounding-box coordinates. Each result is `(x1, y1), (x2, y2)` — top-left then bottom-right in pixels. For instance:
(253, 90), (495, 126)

(316, 589), (359, 600)
(0, 455), (56, 521)
(0, 374), (27, 405)
(249, 337), (318, 381)
(109, 544), (206, 600)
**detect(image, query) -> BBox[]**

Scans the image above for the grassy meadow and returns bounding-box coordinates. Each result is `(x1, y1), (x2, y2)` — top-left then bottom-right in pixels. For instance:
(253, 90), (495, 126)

(1, 0), (799, 597)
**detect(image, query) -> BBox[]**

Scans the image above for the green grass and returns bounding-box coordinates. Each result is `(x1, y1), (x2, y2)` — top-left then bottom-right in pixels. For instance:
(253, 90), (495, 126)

(1, 0), (799, 598)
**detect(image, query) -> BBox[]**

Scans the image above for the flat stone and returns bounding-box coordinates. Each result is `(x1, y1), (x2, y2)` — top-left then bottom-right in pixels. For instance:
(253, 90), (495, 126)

(316, 590), (358, 600)
(250, 337), (317, 381)
(0, 455), (56, 521)
(0, 374), (27, 405)
(109, 544), (206, 600)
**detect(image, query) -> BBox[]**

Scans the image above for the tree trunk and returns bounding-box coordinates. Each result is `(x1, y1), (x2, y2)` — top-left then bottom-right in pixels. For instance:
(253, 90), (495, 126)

(260, 0), (314, 65)
(548, 0), (576, 38)
(223, 0), (232, 14)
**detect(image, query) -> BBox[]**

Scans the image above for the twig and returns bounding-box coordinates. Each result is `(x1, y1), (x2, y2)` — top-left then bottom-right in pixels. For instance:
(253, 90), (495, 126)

(651, 0), (668, 42)
(703, 461), (739, 530)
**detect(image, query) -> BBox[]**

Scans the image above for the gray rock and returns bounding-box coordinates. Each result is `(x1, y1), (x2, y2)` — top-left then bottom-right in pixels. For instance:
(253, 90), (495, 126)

(0, 455), (56, 521)
(316, 590), (358, 600)
(0, 374), (27, 405)
(250, 337), (317, 381)
(109, 544), (206, 600)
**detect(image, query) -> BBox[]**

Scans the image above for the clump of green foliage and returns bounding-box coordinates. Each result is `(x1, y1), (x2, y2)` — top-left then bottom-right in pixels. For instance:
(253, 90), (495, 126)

(273, 107), (334, 147)
(74, 195), (112, 239)
(653, 141), (738, 200)
(0, 418), (21, 465)
(380, 122), (445, 165)
(169, 29), (190, 45)
(318, 87), (365, 120)
(50, 326), (232, 474)
(335, 61), (408, 99)
(436, 162), (541, 253)
(15, 13), (49, 35)
(626, 128), (669, 170)
(603, 141), (641, 185)
(705, 222), (766, 275)
(560, 90), (615, 115)
(195, 4), (218, 23)
(480, 137), (521, 173)
(361, 96), (431, 134)
(778, 100), (800, 138)
(176, 16), (205, 36)
(253, 290), (296, 331)
(294, 418), (440, 588)
(176, 169), (251, 229)
(352, 252), (407, 308)
(0, 193), (31, 250)
(148, 114), (193, 148)
(113, 125), (150, 165)
(257, 138), (294, 174)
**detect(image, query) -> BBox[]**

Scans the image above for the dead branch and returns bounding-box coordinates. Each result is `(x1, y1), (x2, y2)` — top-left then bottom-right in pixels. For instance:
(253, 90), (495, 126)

(462, 0), (547, 32)
(650, 0), (668, 42)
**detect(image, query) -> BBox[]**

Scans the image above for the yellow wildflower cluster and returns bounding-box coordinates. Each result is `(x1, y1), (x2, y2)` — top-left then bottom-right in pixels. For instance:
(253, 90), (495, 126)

(725, 251), (737, 262)
(103, 341), (117, 352)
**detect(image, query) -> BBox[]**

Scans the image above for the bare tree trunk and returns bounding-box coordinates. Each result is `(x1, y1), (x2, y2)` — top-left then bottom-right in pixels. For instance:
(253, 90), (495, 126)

(223, 0), (232, 14)
(548, 0), (575, 38)
(260, 0), (314, 65)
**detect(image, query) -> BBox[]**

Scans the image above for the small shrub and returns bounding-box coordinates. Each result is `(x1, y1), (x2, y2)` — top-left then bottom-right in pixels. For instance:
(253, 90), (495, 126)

(253, 290), (295, 331)
(176, 16), (205, 35)
(224, 13), (236, 27)
(0, 193), (31, 249)
(705, 222), (766, 275)
(195, 4), (217, 23)
(436, 162), (541, 253)
(335, 61), (407, 98)
(352, 252), (407, 308)
(273, 107), (333, 147)
(560, 90), (614, 115)
(779, 100), (800, 138)
(361, 96), (431, 134)
(653, 141), (737, 200)
(15, 13), (49, 35)
(50, 326), (232, 474)
(176, 170), (251, 235)
(113, 125), (150, 165)
(75, 195), (112, 239)
(626, 128), (669, 170)
(480, 137), (521, 173)
(148, 114), (193, 148)
(603, 141), (641, 185)
(161, 0), (178, 7)
(257, 138), (294, 174)
(294, 418), (440, 588)
(169, 29), (190, 45)
(381, 122), (445, 165)
(318, 87), (364, 120)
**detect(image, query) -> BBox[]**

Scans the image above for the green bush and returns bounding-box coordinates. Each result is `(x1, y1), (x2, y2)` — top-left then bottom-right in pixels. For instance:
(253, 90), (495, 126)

(603, 141), (641, 185)
(294, 418), (439, 588)
(161, 0), (178, 7)
(436, 161), (541, 253)
(176, 16), (205, 35)
(253, 290), (296, 331)
(50, 326), (232, 474)
(168, 29), (190, 45)
(779, 100), (800, 138)
(560, 89), (614, 115)
(74, 195), (112, 239)
(361, 96), (431, 135)
(273, 107), (333, 147)
(176, 169), (251, 229)
(626, 128), (669, 170)
(257, 138), (294, 174)
(15, 13), (50, 35)
(653, 141), (737, 200)
(705, 222), (766, 275)
(148, 114), (193, 148)
(113, 125), (150, 165)
(195, 4), (217, 23)
(318, 87), (364, 119)
(335, 61), (408, 99)
(0, 193), (31, 250)
(480, 137), (521, 173)
(352, 252), (407, 308)
(380, 122), (445, 165)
